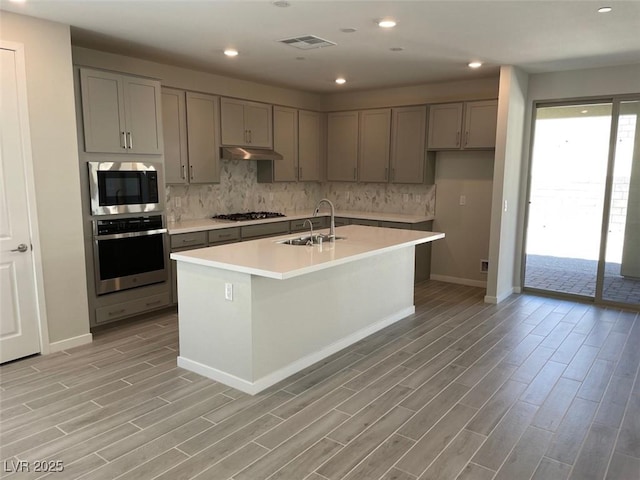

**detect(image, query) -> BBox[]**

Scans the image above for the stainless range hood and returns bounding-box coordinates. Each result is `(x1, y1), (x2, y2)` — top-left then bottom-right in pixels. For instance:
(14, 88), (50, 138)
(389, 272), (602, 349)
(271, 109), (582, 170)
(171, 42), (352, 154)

(220, 146), (283, 161)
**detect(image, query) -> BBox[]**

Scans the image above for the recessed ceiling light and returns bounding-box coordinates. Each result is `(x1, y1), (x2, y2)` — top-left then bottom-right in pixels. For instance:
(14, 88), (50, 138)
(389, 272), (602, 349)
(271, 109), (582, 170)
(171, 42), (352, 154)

(295, 56), (305, 61)
(598, 6), (612, 13)
(224, 49), (239, 57)
(468, 61), (483, 68)
(340, 28), (357, 33)
(335, 78), (346, 85)
(390, 47), (404, 52)
(272, 1), (290, 7)
(581, 110), (589, 114)
(377, 19), (397, 28)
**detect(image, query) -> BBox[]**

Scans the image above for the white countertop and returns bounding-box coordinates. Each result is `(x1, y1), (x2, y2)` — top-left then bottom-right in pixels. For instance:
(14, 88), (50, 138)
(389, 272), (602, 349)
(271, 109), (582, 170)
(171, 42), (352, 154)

(168, 210), (435, 235)
(171, 224), (444, 280)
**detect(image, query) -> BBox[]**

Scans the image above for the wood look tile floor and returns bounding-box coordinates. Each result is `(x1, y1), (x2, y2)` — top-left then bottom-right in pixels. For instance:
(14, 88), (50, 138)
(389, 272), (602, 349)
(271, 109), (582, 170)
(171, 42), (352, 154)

(1, 281), (639, 480)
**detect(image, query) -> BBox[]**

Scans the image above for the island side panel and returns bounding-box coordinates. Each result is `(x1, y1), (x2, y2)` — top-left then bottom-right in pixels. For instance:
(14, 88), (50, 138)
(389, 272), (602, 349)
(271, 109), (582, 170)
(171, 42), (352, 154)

(251, 247), (415, 382)
(176, 262), (254, 385)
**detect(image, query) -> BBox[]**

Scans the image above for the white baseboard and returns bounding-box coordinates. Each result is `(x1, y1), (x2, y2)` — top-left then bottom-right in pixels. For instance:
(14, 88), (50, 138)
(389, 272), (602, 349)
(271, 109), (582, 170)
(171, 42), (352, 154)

(430, 274), (487, 288)
(179, 306), (415, 395)
(484, 288), (516, 304)
(48, 333), (93, 353)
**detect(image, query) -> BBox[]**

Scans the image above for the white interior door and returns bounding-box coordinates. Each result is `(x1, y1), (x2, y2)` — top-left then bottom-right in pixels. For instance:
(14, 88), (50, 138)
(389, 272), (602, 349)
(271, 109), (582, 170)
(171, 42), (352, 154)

(0, 46), (41, 363)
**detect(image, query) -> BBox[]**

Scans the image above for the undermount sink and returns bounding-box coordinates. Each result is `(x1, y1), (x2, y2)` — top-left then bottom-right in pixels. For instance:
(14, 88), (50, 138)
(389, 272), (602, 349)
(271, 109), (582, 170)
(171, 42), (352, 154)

(277, 234), (346, 246)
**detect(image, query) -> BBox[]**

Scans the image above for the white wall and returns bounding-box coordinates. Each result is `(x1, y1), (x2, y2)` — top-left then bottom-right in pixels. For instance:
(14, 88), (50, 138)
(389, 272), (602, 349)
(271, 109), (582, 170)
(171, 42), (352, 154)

(72, 46), (323, 111)
(321, 77), (499, 111)
(431, 151), (494, 286)
(0, 13), (90, 344)
(486, 66), (529, 303)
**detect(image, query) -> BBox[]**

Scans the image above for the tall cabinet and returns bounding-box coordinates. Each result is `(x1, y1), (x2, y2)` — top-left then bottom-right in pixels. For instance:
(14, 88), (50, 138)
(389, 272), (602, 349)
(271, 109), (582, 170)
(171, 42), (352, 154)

(327, 111), (359, 181)
(391, 106), (428, 184)
(79, 68), (162, 154)
(358, 109), (391, 183)
(162, 88), (220, 184)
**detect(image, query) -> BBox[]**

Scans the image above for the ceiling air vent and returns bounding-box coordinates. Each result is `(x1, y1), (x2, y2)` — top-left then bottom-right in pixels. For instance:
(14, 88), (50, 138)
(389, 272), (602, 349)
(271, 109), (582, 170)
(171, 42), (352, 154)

(278, 35), (336, 50)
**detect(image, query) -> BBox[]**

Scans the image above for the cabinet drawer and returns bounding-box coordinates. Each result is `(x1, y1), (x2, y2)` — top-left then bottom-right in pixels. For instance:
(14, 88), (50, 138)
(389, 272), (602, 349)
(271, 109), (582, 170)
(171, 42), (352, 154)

(170, 232), (207, 249)
(209, 227), (240, 244)
(290, 217), (326, 232)
(350, 218), (379, 227)
(241, 221), (289, 240)
(379, 221), (411, 230)
(335, 217), (351, 227)
(96, 293), (171, 324)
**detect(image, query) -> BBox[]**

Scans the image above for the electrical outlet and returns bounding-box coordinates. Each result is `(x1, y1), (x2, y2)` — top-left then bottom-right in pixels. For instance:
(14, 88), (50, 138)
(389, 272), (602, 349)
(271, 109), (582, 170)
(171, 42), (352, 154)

(403, 193), (409, 203)
(480, 259), (489, 273)
(224, 283), (233, 301)
(175, 197), (181, 208)
(459, 195), (466, 206)
(504, 200), (508, 212)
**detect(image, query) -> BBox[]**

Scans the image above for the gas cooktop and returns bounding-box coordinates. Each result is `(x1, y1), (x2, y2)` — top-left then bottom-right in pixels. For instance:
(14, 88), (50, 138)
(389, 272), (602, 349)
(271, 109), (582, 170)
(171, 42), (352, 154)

(212, 212), (286, 222)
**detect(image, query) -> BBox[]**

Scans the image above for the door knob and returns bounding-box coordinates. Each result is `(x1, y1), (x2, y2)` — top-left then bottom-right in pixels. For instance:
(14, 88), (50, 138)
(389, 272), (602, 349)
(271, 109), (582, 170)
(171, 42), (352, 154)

(11, 244), (28, 253)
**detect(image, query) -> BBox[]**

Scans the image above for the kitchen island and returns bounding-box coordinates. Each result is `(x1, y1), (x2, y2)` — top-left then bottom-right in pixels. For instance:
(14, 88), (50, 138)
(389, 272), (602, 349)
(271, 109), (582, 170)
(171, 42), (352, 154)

(171, 224), (444, 394)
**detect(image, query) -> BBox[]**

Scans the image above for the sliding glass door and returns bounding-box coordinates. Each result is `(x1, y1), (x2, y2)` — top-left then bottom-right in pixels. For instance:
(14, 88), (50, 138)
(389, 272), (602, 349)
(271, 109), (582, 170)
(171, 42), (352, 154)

(600, 100), (640, 304)
(524, 97), (640, 308)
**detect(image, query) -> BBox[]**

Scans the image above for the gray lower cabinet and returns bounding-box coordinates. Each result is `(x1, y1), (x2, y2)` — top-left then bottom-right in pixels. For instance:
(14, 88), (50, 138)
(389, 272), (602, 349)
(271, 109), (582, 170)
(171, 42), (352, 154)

(241, 222), (289, 240)
(95, 293), (171, 324)
(350, 218), (380, 227)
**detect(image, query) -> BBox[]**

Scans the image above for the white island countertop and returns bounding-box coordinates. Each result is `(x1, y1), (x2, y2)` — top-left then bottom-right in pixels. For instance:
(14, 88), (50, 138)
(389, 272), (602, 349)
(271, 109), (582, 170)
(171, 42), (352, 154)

(167, 210), (435, 235)
(170, 224), (444, 280)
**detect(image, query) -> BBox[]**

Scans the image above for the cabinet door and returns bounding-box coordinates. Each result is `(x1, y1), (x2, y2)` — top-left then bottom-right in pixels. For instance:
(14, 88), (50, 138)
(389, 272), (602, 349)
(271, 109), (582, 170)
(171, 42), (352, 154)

(245, 102), (273, 148)
(123, 76), (162, 154)
(186, 92), (220, 183)
(427, 103), (463, 149)
(391, 106), (426, 184)
(220, 97), (247, 146)
(463, 100), (498, 149)
(161, 88), (188, 184)
(298, 110), (321, 181)
(358, 109), (391, 183)
(80, 68), (126, 153)
(327, 111), (359, 181)
(273, 106), (298, 182)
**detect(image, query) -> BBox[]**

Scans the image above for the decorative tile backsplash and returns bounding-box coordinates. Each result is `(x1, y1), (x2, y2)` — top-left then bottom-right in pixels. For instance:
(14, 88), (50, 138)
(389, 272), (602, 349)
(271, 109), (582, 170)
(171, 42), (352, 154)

(166, 160), (436, 222)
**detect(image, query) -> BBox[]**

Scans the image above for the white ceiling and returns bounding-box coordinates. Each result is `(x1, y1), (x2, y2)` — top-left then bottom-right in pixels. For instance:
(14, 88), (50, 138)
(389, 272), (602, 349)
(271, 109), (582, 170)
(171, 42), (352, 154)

(2, 0), (640, 93)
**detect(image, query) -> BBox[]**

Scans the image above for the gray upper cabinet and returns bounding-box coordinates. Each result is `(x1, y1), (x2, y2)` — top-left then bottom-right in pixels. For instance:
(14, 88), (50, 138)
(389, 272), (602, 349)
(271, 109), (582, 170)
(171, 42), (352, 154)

(463, 100), (498, 149)
(391, 106), (427, 184)
(162, 88), (188, 183)
(427, 100), (497, 150)
(186, 92), (221, 183)
(220, 97), (273, 148)
(273, 106), (298, 182)
(80, 68), (162, 154)
(162, 88), (220, 184)
(358, 109), (391, 183)
(327, 111), (359, 181)
(257, 108), (322, 183)
(298, 110), (321, 182)
(427, 102), (464, 149)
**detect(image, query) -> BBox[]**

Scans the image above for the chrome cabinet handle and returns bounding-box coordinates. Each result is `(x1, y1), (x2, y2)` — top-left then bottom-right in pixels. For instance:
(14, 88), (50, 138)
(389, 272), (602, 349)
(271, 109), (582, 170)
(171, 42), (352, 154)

(190, 165), (194, 180)
(299, 166), (302, 180)
(456, 131), (460, 147)
(353, 167), (357, 180)
(109, 309), (126, 316)
(127, 132), (133, 149)
(121, 131), (127, 149)
(248, 129), (252, 144)
(465, 131), (469, 146)
(11, 244), (28, 253)
(182, 164), (186, 179)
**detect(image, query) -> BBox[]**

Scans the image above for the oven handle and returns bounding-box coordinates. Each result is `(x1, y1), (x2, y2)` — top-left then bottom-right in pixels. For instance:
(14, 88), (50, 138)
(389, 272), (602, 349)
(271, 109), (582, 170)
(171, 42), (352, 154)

(94, 228), (167, 241)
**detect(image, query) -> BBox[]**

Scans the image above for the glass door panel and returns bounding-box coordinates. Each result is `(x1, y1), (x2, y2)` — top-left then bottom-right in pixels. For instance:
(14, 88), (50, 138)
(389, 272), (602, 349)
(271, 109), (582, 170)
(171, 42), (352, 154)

(602, 100), (640, 304)
(524, 103), (612, 297)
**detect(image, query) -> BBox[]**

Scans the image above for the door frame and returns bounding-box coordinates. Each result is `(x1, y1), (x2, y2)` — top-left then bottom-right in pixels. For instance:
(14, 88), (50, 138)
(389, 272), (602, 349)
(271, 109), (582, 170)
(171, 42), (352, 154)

(521, 93), (640, 310)
(2, 40), (51, 356)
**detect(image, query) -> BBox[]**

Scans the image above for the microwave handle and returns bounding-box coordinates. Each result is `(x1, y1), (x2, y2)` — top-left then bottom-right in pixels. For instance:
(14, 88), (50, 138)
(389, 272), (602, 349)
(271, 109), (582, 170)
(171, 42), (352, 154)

(94, 228), (167, 241)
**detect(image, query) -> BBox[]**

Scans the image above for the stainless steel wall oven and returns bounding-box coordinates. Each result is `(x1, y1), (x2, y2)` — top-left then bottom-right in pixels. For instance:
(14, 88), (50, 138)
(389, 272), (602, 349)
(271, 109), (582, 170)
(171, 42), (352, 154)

(93, 215), (167, 295)
(88, 161), (162, 216)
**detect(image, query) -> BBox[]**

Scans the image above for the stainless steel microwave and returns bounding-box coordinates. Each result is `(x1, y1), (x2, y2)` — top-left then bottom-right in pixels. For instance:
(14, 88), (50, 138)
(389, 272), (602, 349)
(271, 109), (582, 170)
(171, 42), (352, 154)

(88, 161), (163, 215)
